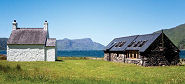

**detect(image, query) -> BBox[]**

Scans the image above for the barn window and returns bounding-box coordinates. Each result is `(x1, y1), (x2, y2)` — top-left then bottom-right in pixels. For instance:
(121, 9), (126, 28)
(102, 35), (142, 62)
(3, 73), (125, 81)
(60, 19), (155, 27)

(126, 51), (139, 59)
(126, 52), (129, 58)
(128, 41), (135, 47)
(134, 52), (136, 58)
(138, 40), (148, 47)
(117, 54), (119, 57)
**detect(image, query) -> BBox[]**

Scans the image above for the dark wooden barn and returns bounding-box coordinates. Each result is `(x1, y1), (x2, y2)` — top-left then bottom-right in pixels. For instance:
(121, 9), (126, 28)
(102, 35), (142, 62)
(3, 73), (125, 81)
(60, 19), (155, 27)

(104, 32), (180, 66)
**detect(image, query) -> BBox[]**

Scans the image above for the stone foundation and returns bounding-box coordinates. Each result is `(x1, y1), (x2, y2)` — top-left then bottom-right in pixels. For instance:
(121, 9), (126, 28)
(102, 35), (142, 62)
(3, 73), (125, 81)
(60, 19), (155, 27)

(104, 53), (142, 65)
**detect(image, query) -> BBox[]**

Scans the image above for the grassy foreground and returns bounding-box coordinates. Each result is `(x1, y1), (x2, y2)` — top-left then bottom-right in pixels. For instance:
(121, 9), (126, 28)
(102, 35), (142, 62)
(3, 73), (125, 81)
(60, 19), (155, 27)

(0, 57), (185, 84)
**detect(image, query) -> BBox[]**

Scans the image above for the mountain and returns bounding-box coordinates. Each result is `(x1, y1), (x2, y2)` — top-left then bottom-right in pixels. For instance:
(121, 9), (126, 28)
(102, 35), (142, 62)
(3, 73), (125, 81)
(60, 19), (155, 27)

(156, 23), (185, 49)
(0, 38), (8, 50)
(57, 38), (105, 50)
(0, 38), (105, 50)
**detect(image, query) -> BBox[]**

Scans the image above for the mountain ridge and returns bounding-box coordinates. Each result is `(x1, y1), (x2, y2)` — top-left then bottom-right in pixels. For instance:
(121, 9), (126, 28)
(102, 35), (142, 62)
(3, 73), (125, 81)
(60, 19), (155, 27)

(57, 38), (105, 50)
(155, 23), (185, 49)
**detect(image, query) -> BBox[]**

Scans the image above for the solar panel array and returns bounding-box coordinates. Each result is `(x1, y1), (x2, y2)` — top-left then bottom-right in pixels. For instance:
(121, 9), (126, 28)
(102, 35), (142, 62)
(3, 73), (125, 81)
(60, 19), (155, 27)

(105, 32), (162, 52)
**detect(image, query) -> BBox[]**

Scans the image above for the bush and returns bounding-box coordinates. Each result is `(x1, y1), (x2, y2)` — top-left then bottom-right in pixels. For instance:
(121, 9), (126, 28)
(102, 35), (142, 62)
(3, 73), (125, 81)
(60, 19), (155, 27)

(0, 65), (11, 72)
(0, 55), (7, 60)
(16, 64), (21, 71)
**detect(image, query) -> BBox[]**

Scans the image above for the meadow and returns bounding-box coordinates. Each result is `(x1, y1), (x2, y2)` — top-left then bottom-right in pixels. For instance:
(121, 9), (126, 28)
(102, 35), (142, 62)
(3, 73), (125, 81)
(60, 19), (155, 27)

(0, 57), (185, 84)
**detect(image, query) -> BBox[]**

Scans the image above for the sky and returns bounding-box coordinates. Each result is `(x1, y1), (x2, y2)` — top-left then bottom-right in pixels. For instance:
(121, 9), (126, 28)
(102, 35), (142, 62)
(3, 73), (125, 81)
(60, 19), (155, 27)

(1, 0), (185, 45)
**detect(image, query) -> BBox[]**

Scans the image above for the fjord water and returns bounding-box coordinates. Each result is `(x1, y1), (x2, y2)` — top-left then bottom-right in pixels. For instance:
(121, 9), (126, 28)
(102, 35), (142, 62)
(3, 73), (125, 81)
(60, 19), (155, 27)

(180, 50), (185, 59)
(0, 50), (104, 58)
(0, 50), (6, 55)
(57, 50), (104, 57)
(0, 50), (185, 58)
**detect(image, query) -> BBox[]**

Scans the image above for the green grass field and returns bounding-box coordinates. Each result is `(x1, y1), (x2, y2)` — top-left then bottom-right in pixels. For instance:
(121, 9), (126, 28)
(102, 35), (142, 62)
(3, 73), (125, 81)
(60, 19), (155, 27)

(0, 57), (185, 84)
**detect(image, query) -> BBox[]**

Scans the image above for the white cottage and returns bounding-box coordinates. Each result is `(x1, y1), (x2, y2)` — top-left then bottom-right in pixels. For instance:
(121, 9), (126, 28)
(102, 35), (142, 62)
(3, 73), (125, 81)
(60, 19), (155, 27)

(7, 20), (56, 61)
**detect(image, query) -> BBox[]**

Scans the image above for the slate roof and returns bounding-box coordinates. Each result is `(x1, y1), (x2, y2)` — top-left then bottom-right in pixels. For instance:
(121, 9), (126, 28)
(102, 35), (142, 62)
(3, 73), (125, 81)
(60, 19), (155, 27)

(105, 32), (162, 52)
(46, 38), (56, 46)
(7, 28), (47, 45)
(105, 35), (138, 51)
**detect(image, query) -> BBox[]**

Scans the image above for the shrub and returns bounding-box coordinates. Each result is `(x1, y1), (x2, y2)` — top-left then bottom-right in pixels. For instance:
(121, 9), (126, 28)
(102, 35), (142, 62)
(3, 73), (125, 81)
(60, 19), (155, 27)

(0, 55), (7, 60)
(16, 64), (21, 71)
(0, 65), (11, 72)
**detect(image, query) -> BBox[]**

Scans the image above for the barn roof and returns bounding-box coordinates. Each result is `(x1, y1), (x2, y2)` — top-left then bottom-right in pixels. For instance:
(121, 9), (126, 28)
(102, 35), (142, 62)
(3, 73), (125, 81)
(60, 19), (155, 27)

(7, 28), (47, 45)
(105, 32), (162, 52)
(46, 38), (56, 46)
(105, 35), (138, 51)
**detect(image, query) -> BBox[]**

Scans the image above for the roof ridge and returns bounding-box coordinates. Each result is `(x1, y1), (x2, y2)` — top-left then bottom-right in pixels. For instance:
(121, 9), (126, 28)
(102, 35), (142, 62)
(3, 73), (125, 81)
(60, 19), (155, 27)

(18, 27), (43, 29)
(138, 32), (161, 36)
(115, 32), (161, 39)
(115, 35), (139, 39)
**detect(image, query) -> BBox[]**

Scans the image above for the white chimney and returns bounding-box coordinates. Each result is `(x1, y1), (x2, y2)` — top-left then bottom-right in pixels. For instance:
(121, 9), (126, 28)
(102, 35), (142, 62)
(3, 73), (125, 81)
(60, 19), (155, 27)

(44, 20), (49, 38)
(44, 20), (48, 31)
(12, 20), (17, 31)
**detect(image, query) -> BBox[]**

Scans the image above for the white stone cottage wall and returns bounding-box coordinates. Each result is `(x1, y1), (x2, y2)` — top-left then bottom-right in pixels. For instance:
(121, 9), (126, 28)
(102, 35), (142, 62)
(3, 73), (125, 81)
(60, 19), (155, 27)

(7, 45), (45, 61)
(46, 46), (56, 61)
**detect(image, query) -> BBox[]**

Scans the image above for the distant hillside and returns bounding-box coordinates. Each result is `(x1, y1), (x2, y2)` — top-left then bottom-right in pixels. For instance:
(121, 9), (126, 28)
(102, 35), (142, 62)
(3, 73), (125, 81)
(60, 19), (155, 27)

(0, 38), (104, 50)
(156, 23), (185, 49)
(57, 38), (105, 50)
(0, 38), (8, 50)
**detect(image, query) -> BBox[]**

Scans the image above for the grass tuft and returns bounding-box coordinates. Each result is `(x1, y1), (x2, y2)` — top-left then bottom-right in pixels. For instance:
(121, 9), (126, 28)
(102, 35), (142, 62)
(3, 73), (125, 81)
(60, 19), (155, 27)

(16, 64), (21, 71)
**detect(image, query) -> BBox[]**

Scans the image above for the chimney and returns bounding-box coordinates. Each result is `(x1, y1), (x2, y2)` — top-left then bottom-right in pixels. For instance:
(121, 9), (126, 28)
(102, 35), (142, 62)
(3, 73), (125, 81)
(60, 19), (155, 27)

(44, 20), (49, 38)
(44, 20), (48, 31)
(12, 20), (17, 31)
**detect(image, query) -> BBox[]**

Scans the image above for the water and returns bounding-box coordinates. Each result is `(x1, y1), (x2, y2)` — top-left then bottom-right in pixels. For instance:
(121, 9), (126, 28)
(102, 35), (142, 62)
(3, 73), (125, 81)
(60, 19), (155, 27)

(58, 50), (104, 57)
(179, 50), (185, 59)
(0, 50), (104, 58)
(0, 50), (185, 58)
(0, 50), (6, 55)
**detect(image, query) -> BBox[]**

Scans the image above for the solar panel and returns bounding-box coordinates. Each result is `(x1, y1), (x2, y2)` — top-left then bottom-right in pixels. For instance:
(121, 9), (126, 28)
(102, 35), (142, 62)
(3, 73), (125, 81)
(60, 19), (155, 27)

(115, 42), (122, 47)
(110, 42), (117, 48)
(119, 41), (126, 47)
(128, 41), (135, 47)
(133, 41), (141, 47)
(138, 40), (148, 47)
